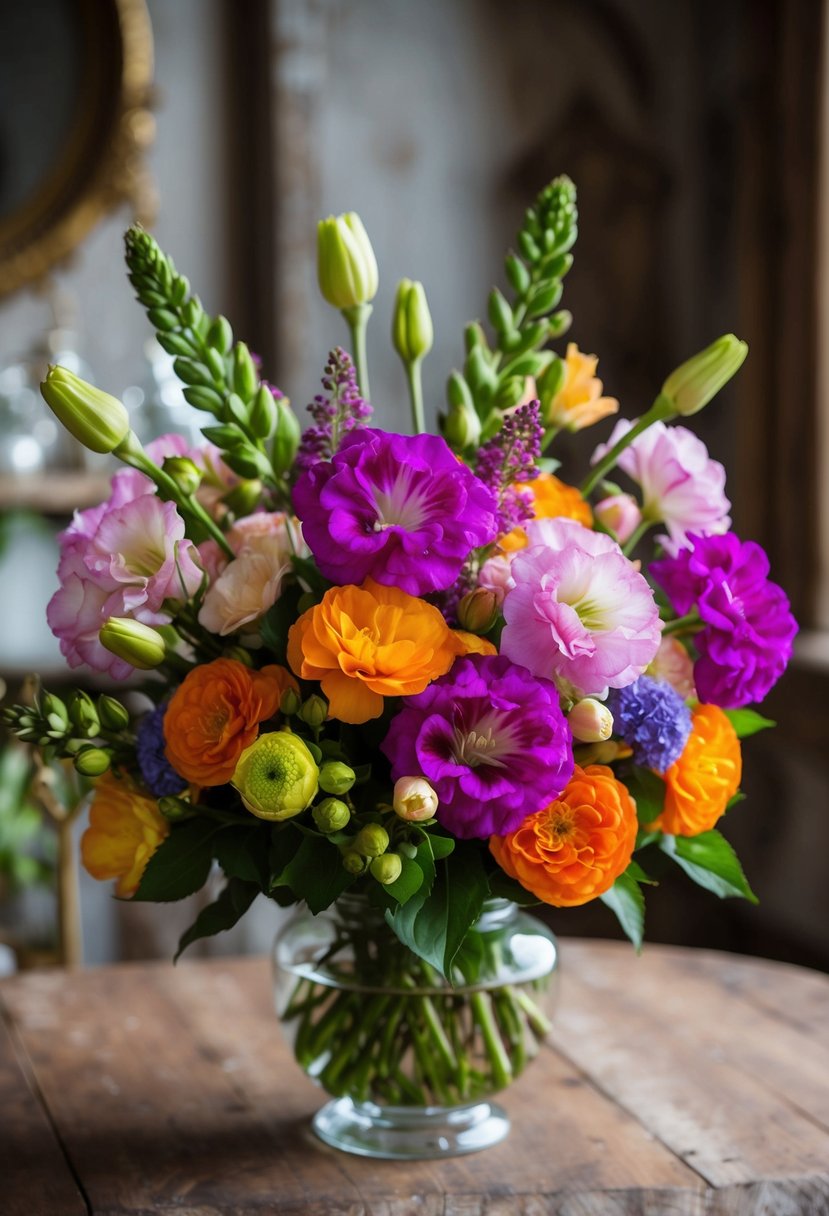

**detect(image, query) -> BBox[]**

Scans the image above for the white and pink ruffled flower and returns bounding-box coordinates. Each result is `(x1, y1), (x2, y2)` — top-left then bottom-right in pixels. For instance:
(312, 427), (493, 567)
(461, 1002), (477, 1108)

(500, 518), (661, 698)
(594, 492), (642, 545)
(591, 419), (730, 554)
(198, 513), (307, 636)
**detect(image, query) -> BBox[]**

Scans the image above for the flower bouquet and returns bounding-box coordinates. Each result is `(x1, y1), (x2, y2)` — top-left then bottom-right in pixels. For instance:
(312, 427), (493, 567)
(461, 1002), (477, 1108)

(5, 176), (797, 1159)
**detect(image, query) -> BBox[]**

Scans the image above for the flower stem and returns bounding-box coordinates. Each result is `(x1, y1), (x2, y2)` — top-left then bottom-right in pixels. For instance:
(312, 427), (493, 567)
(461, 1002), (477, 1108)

(405, 359), (426, 435)
(342, 303), (373, 402)
(470, 991), (512, 1090)
(622, 518), (654, 557)
(661, 610), (702, 637)
(580, 393), (675, 499)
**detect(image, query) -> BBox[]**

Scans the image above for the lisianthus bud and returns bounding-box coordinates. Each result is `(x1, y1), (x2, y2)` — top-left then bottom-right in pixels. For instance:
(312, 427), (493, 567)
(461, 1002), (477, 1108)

(393, 776), (439, 822)
(162, 455), (201, 496)
(313, 797), (351, 833)
(457, 587), (499, 635)
(661, 334), (748, 417)
(319, 761), (356, 795)
(271, 395), (301, 474)
(594, 493), (642, 545)
(40, 365), (131, 454)
(317, 212), (379, 310)
(370, 853), (403, 885)
(68, 691), (100, 737)
(99, 618), (167, 670)
(441, 399), (482, 451)
(232, 730), (319, 820)
(342, 849), (366, 875)
(74, 747), (112, 777)
(279, 686), (302, 716)
(568, 698), (614, 743)
(96, 695), (130, 732)
(353, 823), (389, 857)
(298, 695), (328, 728)
(158, 795), (197, 822)
(392, 279), (434, 364)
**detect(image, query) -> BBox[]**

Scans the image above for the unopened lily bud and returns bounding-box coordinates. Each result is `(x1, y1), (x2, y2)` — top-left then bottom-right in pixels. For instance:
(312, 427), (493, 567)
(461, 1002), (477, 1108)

(313, 797), (351, 833)
(40, 365), (131, 454)
(594, 493), (642, 545)
(96, 695), (130, 732)
(457, 588), (499, 635)
(342, 849), (366, 875)
(353, 823), (389, 858)
(661, 334), (748, 417)
(370, 853), (403, 885)
(319, 761), (356, 795)
(279, 686), (302, 717)
(392, 278), (433, 364)
(393, 776), (439, 822)
(162, 455), (202, 497)
(271, 395), (301, 474)
(298, 694), (328, 728)
(158, 795), (197, 823)
(441, 399), (481, 451)
(99, 618), (167, 670)
(317, 212), (378, 310)
(73, 747), (112, 777)
(568, 698), (613, 743)
(68, 691), (100, 738)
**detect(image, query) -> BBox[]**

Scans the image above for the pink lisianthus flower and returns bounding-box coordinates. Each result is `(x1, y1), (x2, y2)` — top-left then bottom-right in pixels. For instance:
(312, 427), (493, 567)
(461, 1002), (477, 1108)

(47, 575), (135, 679)
(591, 420), (730, 554)
(198, 513), (307, 636)
(500, 519), (661, 698)
(594, 492), (642, 545)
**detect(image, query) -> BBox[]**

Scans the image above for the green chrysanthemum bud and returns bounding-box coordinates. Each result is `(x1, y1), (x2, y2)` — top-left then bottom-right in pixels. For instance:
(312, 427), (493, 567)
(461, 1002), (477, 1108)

(457, 587), (499, 635)
(279, 686), (302, 717)
(271, 395), (301, 475)
(232, 730), (319, 821)
(99, 618), (167, 670)
(313, 797), (351, 833)
(298, 695), (328, 729)
(96, 695), (130, 732)
(68, 691), (100, 738)
(441, 399), (481, 451)
(317, 212), (379, 310)
(40, 365), (131, 454)
(162, 455), (202, 496)
(73, 747), (112, 777)
(342, 849), (366, 875)
(392, 278), (433, 365)
(318, 761), (356, 795)
(370, 853), (403, 885)
(661, 334), (748, 417)
(353, 823), (389, 858)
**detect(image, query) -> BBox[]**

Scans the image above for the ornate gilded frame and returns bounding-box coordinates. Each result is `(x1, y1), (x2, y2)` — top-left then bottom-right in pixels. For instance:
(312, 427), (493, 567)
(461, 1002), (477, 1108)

(0, 0), (155, 299)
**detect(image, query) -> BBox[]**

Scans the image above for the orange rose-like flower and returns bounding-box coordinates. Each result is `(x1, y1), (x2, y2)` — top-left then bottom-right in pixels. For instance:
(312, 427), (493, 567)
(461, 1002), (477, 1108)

(490, 764), (637, 907)
(287, 579), (458, 724)
(81, 772), (170, 897)
(164, 658), (286, 785)
(653, 703), (741, 835)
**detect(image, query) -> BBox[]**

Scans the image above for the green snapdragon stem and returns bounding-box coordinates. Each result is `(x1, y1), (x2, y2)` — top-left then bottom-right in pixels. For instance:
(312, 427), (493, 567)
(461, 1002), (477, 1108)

(405, 360), (426, 435)
(342, 303), (372, 402)
(580, 393), (675, 499)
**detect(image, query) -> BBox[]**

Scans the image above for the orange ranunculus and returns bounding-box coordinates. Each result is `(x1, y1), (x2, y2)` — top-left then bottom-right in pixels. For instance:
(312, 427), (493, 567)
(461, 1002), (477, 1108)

(81, 772), (169, 897)
(542, 343), (619, 432)
(451, 629), (498, 657)
(287, 579), (458, 724)
(490, 764), (637, 907)
(164, 658), (286, 786)
(498, 474), (593, 551)
(653, 703), (741, 836)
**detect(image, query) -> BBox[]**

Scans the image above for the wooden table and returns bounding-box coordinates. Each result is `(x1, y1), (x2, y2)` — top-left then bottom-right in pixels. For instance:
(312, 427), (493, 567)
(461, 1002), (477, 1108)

(3, 941), (828, 1215)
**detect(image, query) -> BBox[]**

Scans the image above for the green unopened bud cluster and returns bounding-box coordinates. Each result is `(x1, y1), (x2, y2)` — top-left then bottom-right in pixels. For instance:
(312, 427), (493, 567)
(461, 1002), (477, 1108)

(2, 688), (131, 775)
(338, 819), (404, 886)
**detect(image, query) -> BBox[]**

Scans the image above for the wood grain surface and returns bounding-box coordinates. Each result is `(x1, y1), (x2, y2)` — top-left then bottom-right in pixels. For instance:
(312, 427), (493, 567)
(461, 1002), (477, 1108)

(2, 940), (827, 1215)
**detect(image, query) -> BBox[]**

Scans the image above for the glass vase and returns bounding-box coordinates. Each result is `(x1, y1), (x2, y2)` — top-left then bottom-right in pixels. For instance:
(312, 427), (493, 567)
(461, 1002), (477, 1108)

(273, 894), (559, 1159)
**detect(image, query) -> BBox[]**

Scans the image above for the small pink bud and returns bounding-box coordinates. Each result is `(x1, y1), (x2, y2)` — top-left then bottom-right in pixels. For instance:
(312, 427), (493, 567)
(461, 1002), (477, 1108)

(594, 493), (642, 544)
(393, 776), (439, 822)
(568, 698), (613, 743)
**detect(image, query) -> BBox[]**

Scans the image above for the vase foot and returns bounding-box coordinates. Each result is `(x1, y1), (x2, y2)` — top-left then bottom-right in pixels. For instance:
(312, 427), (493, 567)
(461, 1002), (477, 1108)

(312, 1097), (510, 1159)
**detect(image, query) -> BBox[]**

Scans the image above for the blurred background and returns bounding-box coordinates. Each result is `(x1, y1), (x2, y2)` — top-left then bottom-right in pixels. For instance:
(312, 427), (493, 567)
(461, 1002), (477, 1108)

(0, 0), (826, 970)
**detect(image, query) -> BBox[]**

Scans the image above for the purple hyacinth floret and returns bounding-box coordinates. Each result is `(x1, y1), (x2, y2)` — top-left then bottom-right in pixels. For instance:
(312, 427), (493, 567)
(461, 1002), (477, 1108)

(296, 348), (372, 472)
(136, 704), (187, 797)
(382, 653), (574, 839)
(651, 532), (797, 708)
(608, 676), (692, 773)
(475, 400), (543, 533)
(293, 428), (498, 596)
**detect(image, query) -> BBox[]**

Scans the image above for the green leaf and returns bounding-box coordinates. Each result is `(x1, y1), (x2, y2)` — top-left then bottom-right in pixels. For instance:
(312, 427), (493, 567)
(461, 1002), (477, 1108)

(626, 860), (657, 886)
(259, 584), (303, 663)
(213, 824), (271, 890)
(726, 791), (746, 811)
(175, 878), (259, 960)
(424, 833), (455, 860)
(624, 766), (666, 825)
(132, 819), (223, 902)
(487, 868), (539, 906)
(383, 857), (423, 905)
(290, 555), (330, 595)
(660, 831), (758, 903)
(600, 871), (645, 950)
(723, 708), (775, 738)
(276, 835), (354, 913)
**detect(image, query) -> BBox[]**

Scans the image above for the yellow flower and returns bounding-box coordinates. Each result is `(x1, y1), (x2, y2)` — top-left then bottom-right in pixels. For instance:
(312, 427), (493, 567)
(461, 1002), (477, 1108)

(498, 473), (593, 551)
(81, 773), (169, 897)
(541, 343), (619, 432)
(451, 629), (497, 656)
(232, 730), (319, 820)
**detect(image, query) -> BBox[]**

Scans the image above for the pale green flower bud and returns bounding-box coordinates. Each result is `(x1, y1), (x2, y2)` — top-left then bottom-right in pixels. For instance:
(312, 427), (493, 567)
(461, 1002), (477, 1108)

(221, 645), (253, 667)
(342, 849), (366, 875)
(370, 853), (403, 885)
(162, 455), (202, 497)
(353, 823), (389, 858)
(271, 395), (301, 474)
(41, 693), (69, 731)
(279, 687), (302, 717)
(319, 761), (356, 795)
(68, 691), (100, 738)
(392, 279), (433, 364)
(568, 698), (614, 744)
(298, 695), (328, 728)
(317, 212), (379, 309)
(40, 365), (130, 453)
(232, 342), (259, 401)
(100, 618), (167, 670)
(96, 695), (130, 732)
(73, 747), (112, 777)
(457, 588), (499, 635)
(232, 730), (319, 820)
(313, 797), (351, 833)
(661, 334), (748, 417)
(222, 478), (263, 517)
(158, 796), (197, 823)
(393, 776), (439, 822)
(441, 399), (481, 451)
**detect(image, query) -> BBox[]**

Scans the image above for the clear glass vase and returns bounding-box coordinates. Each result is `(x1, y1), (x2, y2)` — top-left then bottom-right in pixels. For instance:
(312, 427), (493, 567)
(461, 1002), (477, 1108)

(273, 894), (559, 1159)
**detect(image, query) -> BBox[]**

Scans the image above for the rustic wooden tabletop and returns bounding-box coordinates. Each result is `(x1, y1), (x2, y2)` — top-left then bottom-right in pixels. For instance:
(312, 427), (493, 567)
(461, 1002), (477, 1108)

(2, 939), (828, 1215)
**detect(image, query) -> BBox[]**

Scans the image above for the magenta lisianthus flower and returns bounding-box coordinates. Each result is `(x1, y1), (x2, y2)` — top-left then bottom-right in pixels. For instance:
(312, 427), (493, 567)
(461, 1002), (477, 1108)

(293, 429), (498, 595)
(500, 519), (662, 698)
(382, 654), (573, 839)
(591, 419), (730, 553)
(651, 532), (797, 707)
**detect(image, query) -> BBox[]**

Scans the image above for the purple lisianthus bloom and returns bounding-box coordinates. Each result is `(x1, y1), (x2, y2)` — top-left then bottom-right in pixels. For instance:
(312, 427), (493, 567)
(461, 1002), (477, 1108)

(381, 654), (574, 839)
(136, 704), (187, 797)
(607, 676), (692, 773)
(651, 532), (797, 708)
(293, 429), (498, 596)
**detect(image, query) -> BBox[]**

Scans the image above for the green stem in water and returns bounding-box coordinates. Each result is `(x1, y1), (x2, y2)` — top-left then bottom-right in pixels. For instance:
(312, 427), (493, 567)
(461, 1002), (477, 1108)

(470, 991), (512, 1090)
(661, 610), (702, 637)
(342, 303), (373, 402)
(405, 359), (426, 435)
(580, 393), (675, 499)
